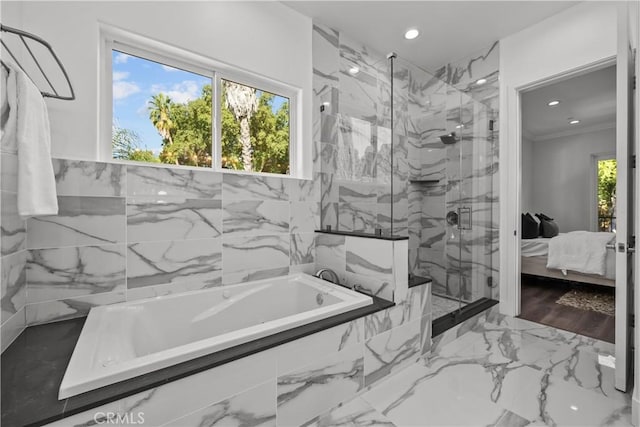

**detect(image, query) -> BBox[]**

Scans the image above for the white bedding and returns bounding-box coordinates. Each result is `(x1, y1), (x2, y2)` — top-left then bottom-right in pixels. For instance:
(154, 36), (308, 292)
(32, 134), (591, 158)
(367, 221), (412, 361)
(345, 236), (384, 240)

(547, 231), (615, 276)
(521, 232), (616, 280)
(521, 237), (554, 257)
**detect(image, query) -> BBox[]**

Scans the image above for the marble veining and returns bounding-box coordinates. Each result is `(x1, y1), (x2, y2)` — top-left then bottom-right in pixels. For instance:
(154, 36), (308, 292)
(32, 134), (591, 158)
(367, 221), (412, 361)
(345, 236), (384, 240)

(27, 245), (126, 303)
(128, 197), (222, 242)
(127, 239), (222, 289)
(165, 381), (276, 427)
(27, 196), (126, 249)
(127, 165), (221, 199)
(53, 159), (125, 197)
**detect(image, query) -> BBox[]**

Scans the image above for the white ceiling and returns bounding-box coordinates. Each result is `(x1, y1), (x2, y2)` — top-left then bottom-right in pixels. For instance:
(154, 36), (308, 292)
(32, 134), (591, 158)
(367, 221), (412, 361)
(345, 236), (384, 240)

(283, 1), (579, 73)
(521, 65), (616, 141)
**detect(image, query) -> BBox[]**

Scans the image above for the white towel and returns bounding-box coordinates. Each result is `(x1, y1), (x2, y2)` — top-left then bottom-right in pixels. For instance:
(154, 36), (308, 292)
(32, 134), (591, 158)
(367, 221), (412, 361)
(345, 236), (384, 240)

(4, 65), (58, 218)
(546, 231), (615, 276)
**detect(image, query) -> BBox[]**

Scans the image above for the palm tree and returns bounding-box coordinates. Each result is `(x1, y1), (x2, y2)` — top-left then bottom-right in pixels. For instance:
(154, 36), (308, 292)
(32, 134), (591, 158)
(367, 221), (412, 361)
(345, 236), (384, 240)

(224, 81), (258, 171)
(148, 93), (175, 147)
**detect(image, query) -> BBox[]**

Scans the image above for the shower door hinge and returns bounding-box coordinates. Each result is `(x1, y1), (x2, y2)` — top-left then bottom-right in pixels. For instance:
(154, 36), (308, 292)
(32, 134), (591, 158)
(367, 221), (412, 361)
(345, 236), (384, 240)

(489, 120), (495, 131)
(632, 155), (636, 168)
(630, 314), (635, 328)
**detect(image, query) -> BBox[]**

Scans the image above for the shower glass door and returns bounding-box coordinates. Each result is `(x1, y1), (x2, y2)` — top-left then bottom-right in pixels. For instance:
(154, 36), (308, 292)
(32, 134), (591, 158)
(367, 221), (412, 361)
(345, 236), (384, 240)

(393, 56), (498, 325)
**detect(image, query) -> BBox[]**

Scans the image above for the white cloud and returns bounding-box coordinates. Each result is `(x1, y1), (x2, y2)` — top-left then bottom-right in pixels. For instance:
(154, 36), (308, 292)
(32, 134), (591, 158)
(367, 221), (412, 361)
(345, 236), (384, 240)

(114, 52), (131, 64)
(150, 80), (201, 104)
(113, 71), (129, 81)
(161, 65), (179, 72)
(113, 81), (141, 100)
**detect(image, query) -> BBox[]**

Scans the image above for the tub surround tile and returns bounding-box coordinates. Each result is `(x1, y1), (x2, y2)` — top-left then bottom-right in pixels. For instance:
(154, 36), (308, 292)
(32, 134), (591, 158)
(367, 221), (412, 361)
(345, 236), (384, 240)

(127, 239), (222, 290)
(364, 318), (421, 386)
(222, 234), (289, 274)
(290, 233), (316, 266)
(290, 201), (320, 233)
(274, 318), (363, 375)
(1, 295), (393, 427)
(128, 197), (222, 242)
(222, 265), (291, 286)
(223, 199), (289, 236)
(277, 344), (364, 426)
(127, 165), (221, 199)
(53, 159), (125, 197)
(1, 191), (26, 255)
(164, 380), (276, 427)
(27, 196), (126, 249)
(0, 307), (24, 353)
(222, 173), (289, 201)
(1, 250), (26, 323)
(25, 290), (126, 325)
(27, 245), (126, 304)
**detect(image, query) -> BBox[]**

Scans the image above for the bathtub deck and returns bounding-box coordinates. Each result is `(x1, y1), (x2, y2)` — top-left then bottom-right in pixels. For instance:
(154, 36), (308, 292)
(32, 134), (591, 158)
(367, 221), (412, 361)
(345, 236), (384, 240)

(1, 293), (394, 427)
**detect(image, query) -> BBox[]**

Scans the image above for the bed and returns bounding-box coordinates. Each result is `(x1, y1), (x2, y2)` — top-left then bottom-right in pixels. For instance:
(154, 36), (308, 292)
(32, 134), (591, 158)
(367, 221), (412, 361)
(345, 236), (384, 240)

(521, 233), (616, 288)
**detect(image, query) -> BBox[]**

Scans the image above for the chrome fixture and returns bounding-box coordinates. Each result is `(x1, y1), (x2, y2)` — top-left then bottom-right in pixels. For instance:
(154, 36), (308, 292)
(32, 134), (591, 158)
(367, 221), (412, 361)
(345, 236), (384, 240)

(315, 268), (340, 284)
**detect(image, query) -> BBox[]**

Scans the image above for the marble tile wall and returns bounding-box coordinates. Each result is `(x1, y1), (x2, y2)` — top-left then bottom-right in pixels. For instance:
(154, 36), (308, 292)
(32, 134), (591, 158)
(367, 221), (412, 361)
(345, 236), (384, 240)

(404, 42), (500, 304)
(13, 158), (320, 326)
(45, 283), (431, 427)
(0, 148), (27, 352)
(314, 23), (406, 236)
(315, 234), (407, 302)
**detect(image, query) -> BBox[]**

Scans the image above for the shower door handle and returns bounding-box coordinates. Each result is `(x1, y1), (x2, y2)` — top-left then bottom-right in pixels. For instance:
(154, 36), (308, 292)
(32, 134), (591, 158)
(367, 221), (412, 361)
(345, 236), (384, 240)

(458, 207), (472, 230)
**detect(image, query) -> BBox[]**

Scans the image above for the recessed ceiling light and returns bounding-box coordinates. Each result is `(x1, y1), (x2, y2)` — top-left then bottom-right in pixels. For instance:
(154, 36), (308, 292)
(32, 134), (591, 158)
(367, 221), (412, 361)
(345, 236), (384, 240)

(475, 78), (487, 85)
(548, 100), (560, 106)
(348, 66), (359, 75)
(404, 28), (420, 40)
(569, 119), (580, 125)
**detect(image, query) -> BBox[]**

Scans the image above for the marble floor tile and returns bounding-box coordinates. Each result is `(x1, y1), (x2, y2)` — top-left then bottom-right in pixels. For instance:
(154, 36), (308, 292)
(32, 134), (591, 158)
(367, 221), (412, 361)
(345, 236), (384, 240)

(304, 397), (396, 427)
(329, 314), (632, 427)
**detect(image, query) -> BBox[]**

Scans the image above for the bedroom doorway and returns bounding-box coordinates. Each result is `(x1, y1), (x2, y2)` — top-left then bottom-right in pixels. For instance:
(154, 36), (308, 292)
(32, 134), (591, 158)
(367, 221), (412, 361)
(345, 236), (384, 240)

(518, 64), (618, 343)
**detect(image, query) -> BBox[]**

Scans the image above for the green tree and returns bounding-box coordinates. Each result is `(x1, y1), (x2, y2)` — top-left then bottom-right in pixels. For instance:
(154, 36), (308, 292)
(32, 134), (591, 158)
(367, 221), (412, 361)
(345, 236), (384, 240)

(148, 93), (175, 148)
(112, 123), (159, 163)
(145, 83), (290, 174)
(224, 80), (258, 171)
(597, 159), (617, 231)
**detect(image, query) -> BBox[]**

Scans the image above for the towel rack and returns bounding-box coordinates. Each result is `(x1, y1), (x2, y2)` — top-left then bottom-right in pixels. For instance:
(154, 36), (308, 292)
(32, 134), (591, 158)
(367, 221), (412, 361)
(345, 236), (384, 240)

(1, 24), (75, 100)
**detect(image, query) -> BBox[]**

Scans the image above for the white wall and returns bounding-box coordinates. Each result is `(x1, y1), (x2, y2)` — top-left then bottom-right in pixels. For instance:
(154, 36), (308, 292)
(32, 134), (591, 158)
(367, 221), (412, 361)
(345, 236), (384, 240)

(526, 128), (616, 232)
(1, 1), (312, 170)
(521, 135), (534, 214)
(499, 1), (618, 316)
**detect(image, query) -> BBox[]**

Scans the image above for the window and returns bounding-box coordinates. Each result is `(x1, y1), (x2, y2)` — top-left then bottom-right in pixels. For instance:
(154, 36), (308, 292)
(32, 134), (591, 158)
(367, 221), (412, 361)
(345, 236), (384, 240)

(104, 31), (295, 176)
(596, 158), (617, 232)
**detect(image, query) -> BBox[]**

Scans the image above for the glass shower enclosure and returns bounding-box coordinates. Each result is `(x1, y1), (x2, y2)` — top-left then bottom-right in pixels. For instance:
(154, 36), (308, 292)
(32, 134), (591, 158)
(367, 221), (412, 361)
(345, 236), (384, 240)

(394, 57), (499, 327)
(317, 42), (498, 333)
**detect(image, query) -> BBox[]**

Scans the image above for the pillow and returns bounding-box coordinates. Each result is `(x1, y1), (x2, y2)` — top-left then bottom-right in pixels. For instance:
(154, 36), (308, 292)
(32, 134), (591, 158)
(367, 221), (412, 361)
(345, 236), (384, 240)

(535, 213), (559, 238)
(521, 213), (539, 239)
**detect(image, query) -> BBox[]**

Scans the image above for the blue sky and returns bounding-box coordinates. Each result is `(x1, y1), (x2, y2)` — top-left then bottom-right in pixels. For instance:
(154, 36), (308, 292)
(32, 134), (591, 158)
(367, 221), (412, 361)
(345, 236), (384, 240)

(112, 50), (288, 155)
(112, 50), (210, 154)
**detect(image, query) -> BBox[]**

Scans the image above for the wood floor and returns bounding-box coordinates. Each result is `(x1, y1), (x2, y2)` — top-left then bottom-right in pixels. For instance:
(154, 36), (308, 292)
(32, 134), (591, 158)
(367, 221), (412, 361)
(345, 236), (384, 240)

(518, 275), (615, 343)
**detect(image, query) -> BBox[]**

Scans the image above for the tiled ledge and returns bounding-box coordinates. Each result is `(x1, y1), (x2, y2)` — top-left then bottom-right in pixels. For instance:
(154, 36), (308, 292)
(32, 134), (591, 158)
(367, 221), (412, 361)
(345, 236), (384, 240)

(408, 275), (431, 288)
(315, 229), (409, 241)
(1, 294), (394, 427)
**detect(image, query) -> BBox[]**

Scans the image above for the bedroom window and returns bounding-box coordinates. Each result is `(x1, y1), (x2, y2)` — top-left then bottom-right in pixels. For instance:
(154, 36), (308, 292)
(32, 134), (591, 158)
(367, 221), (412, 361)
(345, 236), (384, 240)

(101, 27), (298, 176)
(597, 158), (617, 232)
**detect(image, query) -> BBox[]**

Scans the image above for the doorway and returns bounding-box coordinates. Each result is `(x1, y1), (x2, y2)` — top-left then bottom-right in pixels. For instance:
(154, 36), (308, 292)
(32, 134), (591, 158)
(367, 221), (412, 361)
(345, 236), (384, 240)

(518, 64), (618, 343)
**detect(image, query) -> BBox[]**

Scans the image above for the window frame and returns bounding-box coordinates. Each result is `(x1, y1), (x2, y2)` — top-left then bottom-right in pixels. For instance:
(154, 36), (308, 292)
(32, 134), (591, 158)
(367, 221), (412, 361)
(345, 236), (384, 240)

(100, 25), (299, 177)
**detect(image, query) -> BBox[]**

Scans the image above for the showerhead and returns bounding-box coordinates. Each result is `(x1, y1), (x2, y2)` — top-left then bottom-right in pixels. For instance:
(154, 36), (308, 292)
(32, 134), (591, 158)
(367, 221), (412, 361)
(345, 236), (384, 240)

(440, 132), (458, 145)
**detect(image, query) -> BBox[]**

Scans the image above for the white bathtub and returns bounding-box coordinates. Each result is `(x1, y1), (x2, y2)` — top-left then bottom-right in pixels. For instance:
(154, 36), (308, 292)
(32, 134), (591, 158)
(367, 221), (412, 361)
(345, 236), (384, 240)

(59, 273), (372, 399)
